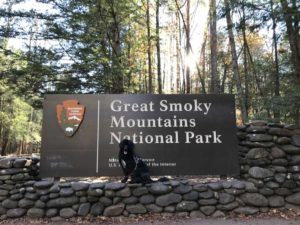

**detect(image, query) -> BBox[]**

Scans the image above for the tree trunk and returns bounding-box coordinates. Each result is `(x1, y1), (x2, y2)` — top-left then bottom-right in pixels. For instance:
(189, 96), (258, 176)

(185, 0), (191, 93)
(201, 41), (207, 94)
(197, 31), (207, 94)
(146, 0), (153, 93)
(144, 66), (148, 93)
(245, 43), (263, 96)
(221, 63), (228, 93)
(271, 0), (280, 121)
(280, 0), (300, 85)
(281, 0), (300, 124)
(156, 0), (162, 93)
(1, 131), (9, 156)
(210, 0), (219, 94)
(224, 0), (248, 123)
(139, 72), (142, 93)
(175, 12), (181, 93)
(19, 140), (23, 155)
(109, 2), (124, 93)
(127, 25), (132, 92)
(242, 3), (249, 113)
(169, 32), (174, 93)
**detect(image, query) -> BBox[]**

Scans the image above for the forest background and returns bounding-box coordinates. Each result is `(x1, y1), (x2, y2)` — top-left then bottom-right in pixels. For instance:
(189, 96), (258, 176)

(0, 0), (299, 156)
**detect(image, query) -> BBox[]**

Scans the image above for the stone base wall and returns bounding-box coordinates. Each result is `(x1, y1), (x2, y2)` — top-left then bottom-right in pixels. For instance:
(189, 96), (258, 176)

(0, 121), (300, 219)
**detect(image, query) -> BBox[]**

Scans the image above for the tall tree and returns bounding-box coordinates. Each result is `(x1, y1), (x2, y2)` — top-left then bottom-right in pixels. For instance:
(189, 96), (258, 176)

(210, 0), (219, 94)
(280, 0), (300, 124)
(156, 0), (162, 94)
(175, 11), (181, 93)
(185, 0), (191, 93)
(280, 0), (300, 85)
(241, 1), (249, 113)
(270, 0), (280, 120)
(224, 0), (248, 123)
(108, 1), (124, 93)
(198, 29), (207, 94)
(146, 0), (153, 93)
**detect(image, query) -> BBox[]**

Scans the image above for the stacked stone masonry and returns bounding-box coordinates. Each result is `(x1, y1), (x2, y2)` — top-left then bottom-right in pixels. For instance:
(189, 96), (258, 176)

(0, 121), (300, 219)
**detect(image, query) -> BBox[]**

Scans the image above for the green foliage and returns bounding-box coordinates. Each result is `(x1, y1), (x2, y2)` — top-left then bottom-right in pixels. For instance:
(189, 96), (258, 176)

(0, 81), (42, 154)
(0, 0), (299, 156)
(270, 85), (300, 123)
(40, 0), (147, 94)
(0, 44), (42, 155)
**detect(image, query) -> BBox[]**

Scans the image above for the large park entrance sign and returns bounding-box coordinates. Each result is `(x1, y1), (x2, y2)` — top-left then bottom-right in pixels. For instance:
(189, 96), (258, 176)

(40, 94), (239, 177)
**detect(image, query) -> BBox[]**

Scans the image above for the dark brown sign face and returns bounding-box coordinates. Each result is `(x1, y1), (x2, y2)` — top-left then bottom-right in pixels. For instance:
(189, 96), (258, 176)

(40, 94), (239, 177)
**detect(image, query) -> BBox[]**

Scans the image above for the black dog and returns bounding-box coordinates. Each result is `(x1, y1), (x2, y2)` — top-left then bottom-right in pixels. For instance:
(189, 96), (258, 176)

(119, 139), (152, 184)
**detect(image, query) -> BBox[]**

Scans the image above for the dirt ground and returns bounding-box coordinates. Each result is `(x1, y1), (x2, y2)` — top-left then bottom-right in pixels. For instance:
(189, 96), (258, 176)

(1, 210), (300, 225)
(1, 217), (300, 225)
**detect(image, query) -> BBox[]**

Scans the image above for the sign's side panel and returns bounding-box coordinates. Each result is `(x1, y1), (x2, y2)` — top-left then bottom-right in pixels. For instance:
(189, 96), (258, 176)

(40, 95), (99, 177)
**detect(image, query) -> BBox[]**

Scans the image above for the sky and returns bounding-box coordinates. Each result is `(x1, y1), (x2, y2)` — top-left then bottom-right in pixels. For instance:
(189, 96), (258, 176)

(6, 0), (57, 50)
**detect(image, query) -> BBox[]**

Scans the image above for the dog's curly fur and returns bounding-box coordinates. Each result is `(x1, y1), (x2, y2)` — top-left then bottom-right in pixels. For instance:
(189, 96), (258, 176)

(119, 139), (152, 184)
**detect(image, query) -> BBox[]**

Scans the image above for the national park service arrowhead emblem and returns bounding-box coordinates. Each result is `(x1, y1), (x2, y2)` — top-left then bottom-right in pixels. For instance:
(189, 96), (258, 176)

(56, 100), (85, 137)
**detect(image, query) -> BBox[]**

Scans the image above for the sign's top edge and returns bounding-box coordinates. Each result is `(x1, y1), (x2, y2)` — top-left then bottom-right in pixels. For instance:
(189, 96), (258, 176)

(44, 93), (236, 98)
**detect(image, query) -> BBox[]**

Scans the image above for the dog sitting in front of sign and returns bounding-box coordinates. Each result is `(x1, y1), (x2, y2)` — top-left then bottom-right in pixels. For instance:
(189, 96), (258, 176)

(119, 139), (153, 185)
